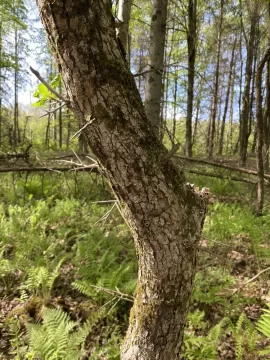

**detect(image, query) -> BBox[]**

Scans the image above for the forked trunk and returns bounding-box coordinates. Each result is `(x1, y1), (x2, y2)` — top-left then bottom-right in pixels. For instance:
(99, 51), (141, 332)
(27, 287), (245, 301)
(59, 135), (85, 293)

(36, 1), (207, 359)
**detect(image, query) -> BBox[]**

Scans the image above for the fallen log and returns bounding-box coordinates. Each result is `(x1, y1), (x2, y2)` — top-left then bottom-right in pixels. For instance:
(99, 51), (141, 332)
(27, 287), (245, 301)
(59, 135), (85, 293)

(186, 170), (259, 185)
(176, 155), (270, 180)
(0, 164), (98, 173)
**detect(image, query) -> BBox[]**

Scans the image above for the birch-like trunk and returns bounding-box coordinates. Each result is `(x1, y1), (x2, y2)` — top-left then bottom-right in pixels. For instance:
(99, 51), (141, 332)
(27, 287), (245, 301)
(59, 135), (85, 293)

(36, 1), (206, 359)
(145, 0), (168, 136)
(117, 0), (132, 62)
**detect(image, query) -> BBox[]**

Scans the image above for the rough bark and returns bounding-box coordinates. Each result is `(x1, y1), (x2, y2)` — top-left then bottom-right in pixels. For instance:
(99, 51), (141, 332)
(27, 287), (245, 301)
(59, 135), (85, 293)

(256, 46), (270, 215)
(145, 0), (168, 136)
(185, 0), (197, 157)
(36, 1), (206, 359)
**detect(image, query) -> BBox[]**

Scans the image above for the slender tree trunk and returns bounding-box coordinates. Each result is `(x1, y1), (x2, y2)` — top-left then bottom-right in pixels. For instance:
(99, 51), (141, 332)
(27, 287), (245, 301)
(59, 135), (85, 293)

(208, 0), (224, 159)
(59, 82), (63, 148)
(14, 26), (19, 146)
(0, 21), (2, 145)
(117, 0), (132, 59)
(172, 71), (178, 142)
(228, 61), (236, 154)
(256, 46), (270, 215)
(218, 38), (236, 155)
(36, 1), (206, 359)
(239, 4), (258, 167)
(185, 0), (197, 157)
(145, 0), (168, 136)
(264, 4), (270, 172)
(264, 61), (270, 172)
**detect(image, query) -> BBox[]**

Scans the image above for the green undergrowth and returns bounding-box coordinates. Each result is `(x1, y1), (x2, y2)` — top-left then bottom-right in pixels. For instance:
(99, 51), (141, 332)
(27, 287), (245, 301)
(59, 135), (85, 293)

(0, 171), (270, 359)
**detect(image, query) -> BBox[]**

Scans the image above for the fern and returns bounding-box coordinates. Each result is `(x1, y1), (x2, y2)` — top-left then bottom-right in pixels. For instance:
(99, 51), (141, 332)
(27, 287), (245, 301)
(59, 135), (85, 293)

(256, 304), (270, 356)
(20, 257), (65, 297)
(229, 313), (258, 360)
(257, 304), (270, 338)
(26, 307), (95, 360)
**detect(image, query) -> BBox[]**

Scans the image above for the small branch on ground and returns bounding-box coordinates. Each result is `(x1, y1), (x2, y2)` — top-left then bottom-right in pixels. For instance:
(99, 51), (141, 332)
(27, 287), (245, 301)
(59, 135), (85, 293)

(229, 266), (270, 298)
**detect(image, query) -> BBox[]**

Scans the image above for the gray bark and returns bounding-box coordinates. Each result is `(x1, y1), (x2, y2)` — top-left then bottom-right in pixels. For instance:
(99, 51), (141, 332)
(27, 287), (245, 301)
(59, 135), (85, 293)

(218, 38), (236, 156)
(36, 1), (206, 359)
(117, 0), (132, 63)
(145, 0), (168, 136)
(239, 2), (258, 167)
(256, 46), (270, 215)
(208, 0), (224, 159)
(185, 0), (197, 157)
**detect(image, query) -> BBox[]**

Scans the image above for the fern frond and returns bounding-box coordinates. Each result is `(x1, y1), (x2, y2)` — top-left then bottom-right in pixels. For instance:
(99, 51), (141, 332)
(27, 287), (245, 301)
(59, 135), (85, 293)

(257, 306), (270, 338)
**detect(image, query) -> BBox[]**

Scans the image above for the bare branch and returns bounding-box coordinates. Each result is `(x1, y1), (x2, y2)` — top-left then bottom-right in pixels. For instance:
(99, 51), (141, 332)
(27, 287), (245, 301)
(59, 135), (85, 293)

(30, 66), (66, 102)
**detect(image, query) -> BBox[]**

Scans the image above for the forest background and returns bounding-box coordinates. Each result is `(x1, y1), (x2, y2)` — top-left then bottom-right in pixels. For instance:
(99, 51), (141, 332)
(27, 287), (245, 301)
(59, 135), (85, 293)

(1, 0), (270, 359)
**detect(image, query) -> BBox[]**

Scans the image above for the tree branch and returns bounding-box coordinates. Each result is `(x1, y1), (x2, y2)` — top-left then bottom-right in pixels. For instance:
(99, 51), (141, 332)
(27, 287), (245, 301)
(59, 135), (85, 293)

(30, 66), (66, 102)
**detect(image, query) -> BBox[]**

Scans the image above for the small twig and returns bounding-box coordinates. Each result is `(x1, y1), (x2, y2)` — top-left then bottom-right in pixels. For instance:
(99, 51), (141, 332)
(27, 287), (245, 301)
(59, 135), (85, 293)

(229, 266), (270, 298)
(160, 143), (180, 165)
(90, 200), (118, 204)
(88, 284), (134, 302)
(30, 66), (66, 102)
(70, 118), (95, 141)
(38, 103), (66, 119)
(71, 149), (83, 165)
(92, 203), (117, 227)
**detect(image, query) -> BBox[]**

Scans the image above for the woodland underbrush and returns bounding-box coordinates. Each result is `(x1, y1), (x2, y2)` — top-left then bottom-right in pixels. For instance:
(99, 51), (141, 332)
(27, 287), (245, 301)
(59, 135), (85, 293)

(0, 171), (270, 359)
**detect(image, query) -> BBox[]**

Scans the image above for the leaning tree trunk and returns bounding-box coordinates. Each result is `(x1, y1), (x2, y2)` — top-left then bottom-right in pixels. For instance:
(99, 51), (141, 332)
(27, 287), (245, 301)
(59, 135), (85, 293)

(145, 0), (168, 136)
(36, 1), (206, 359)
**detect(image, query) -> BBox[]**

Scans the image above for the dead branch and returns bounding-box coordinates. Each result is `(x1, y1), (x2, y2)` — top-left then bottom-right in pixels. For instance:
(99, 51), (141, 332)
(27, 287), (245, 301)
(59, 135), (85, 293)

(186, 169), (259, 185)
(176, 156), (270, 180)
(0, 165), (98, 173)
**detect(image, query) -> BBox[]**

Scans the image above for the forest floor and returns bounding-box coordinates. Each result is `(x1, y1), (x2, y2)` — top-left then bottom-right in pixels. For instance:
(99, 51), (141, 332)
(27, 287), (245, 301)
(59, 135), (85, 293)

(0, 162), (270, 359)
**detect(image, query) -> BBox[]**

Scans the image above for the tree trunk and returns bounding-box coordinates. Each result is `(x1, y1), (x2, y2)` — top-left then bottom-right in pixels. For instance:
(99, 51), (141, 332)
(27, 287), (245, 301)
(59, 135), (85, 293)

(117, 0), (132, 62)
(256, 46), (270, 215)
(36, 1), (206, 359)
(264, 60), (270, 172)
(185, 0), (197, 157)
(239, 3), (258, 167)
(145, 0), (168, 136)
(208, 0), (224, 159)
(14, 25), (19, 146)
(218, 38), (236, 156)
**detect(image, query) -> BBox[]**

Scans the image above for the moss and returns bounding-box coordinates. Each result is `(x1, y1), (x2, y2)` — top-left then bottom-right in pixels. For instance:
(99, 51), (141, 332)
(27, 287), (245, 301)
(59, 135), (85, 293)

(7, 296), (43, 327)
(130, 284), (157, 330)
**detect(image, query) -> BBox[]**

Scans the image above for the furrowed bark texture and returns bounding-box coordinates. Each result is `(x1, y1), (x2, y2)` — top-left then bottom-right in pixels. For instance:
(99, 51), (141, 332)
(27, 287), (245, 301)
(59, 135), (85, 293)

(36, 1), (206, 359)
